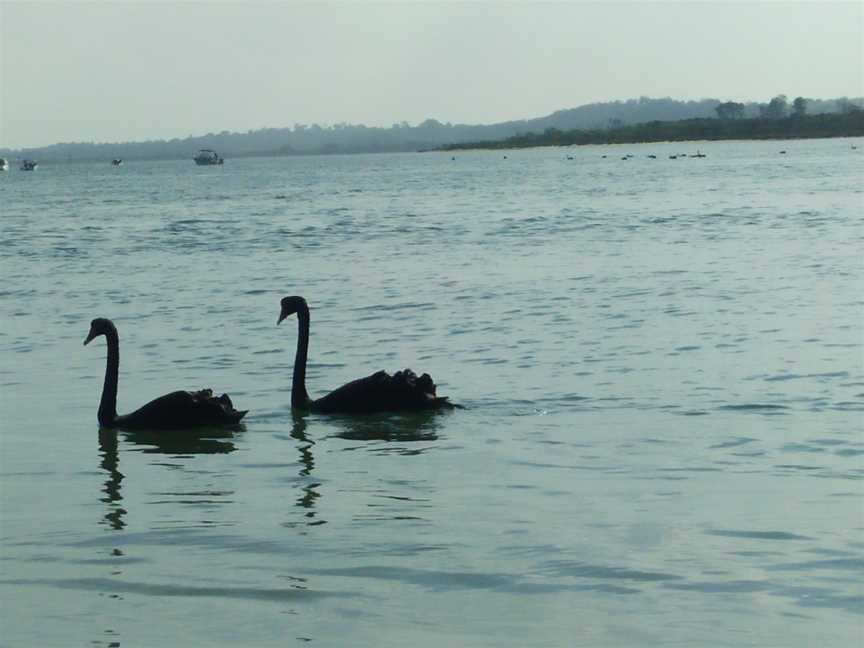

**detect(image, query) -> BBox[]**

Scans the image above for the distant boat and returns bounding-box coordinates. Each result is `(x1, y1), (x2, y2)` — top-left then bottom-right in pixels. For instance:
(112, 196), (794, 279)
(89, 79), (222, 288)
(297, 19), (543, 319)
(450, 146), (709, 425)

(20, 159), (38, 171)
(112, 158), (123, 166)
(194, 149), (224, 165)
(0, 158), (8, 171)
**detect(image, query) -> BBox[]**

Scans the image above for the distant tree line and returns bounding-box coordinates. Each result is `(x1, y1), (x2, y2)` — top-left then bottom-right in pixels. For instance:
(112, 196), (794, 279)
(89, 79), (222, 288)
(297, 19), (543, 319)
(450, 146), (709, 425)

(436, 111), (864, 151)
(716, 95), (863, 121)
(2, 96), (861, 161)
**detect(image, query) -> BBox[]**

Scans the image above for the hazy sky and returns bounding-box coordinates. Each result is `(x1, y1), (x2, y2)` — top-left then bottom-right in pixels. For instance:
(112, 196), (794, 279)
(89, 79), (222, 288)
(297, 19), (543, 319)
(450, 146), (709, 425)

(1, 1), (862, 149)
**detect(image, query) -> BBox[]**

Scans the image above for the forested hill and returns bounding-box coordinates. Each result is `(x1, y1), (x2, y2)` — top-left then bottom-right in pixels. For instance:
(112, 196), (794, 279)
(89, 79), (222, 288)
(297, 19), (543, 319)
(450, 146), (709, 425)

(3, 96), (861, 161)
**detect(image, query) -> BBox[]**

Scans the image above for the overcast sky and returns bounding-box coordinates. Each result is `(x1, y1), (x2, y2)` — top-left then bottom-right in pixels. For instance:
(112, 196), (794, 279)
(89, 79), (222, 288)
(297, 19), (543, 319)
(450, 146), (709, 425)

(1, 1), (862, 149)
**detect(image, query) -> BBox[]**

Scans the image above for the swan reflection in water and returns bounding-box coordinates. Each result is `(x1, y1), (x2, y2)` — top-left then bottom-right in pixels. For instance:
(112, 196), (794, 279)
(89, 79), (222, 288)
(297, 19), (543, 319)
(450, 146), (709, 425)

(120, 426), (239, 455)
(283, 412), (440, 529)
(96, 426), (239, 531)
(283, 410), (441, 533)
(98, 430), (126, 530)
(327, 410), (443, 444)
(287, 415), (324, 527)
(291, 414), (314, 477)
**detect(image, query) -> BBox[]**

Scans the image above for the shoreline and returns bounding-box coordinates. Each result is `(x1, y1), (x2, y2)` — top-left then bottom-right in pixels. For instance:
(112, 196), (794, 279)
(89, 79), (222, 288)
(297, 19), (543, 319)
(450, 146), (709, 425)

(429, 113), (864, 152)
(4, 133), (861, 165)
(420, 133), (864, 154)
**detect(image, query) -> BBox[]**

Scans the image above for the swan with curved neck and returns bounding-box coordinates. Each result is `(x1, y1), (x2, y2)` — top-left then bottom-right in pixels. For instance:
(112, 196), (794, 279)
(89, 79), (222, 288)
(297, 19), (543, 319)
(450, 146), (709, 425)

(277, 296), (458, 413)
(84, 318), (247, 429)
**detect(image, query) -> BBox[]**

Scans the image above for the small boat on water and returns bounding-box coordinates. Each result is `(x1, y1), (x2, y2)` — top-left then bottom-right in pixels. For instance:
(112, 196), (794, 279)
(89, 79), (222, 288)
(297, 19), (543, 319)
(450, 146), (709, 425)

(112, 158), (123, 166)
(193, 149), (224, 166)
(0, 158), (8, 171)
(20, 160), (38, 171)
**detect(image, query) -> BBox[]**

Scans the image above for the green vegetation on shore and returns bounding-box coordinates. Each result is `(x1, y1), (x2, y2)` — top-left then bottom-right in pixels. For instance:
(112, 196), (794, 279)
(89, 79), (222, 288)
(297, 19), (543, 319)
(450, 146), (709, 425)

(433, 111), (864, 151)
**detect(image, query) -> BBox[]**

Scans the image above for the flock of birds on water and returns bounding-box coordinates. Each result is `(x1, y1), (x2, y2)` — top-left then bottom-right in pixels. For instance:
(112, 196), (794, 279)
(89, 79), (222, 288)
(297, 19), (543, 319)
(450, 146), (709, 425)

(565, 150), (709, 161)
(84, 296), (459, 431)
(13, 144), (856, 172)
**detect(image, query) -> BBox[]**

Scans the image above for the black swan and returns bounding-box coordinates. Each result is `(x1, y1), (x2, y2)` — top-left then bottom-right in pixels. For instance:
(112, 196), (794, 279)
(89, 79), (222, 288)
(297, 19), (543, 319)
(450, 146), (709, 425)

(84, 318), (247, 429)
(277, 296), (458, 413)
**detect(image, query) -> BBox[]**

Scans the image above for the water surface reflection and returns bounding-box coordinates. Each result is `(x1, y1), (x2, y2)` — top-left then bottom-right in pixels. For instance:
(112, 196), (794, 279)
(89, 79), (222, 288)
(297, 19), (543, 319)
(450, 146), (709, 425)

(120, 427), (239, 455)
(98, 430), (125, 531)
(327, 410), (442, 443)
(96, 427), (241, 532)
(287, 415), (324, 528)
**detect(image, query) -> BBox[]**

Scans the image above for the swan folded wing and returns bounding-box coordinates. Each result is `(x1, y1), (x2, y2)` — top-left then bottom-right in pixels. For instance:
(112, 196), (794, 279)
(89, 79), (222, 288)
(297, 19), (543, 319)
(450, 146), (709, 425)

(189, 389), (248, 423)
(314, 368), (454, 413)
(389, 369), (458, 409)
(118, 390), (247, 429)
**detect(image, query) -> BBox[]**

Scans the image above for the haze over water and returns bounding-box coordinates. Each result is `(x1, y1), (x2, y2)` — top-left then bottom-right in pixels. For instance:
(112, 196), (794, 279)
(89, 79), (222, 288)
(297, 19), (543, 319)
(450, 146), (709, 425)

(1, 139), (862, 646)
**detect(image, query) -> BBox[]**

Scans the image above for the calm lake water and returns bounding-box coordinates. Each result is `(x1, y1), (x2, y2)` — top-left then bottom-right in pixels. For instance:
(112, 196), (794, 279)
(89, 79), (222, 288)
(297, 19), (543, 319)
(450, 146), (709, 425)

(1, 139), (862, 646)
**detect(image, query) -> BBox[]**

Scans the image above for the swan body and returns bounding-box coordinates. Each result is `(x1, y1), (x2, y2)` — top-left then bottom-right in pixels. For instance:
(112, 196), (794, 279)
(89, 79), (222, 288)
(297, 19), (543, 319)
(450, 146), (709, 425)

(278, 296), (458, 414)
(84, 318), (247, 429)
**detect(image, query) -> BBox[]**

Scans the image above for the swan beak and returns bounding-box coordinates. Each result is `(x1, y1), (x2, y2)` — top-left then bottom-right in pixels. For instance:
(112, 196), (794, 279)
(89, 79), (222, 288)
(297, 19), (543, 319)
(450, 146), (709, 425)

(277, 312), (287, 325)
(83, 330), (97, 346)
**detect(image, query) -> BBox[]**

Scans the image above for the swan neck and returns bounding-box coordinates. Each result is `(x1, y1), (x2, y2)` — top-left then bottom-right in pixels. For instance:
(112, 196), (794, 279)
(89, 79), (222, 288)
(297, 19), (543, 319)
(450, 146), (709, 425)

(293, 305), (311, 409)
(99, 328), (119, 426)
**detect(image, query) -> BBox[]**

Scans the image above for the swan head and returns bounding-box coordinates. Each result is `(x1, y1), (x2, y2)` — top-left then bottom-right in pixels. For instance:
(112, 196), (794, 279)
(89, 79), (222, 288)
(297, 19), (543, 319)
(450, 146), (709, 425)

(84, 317), (116, 345)
(278, 296), (308, 325)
